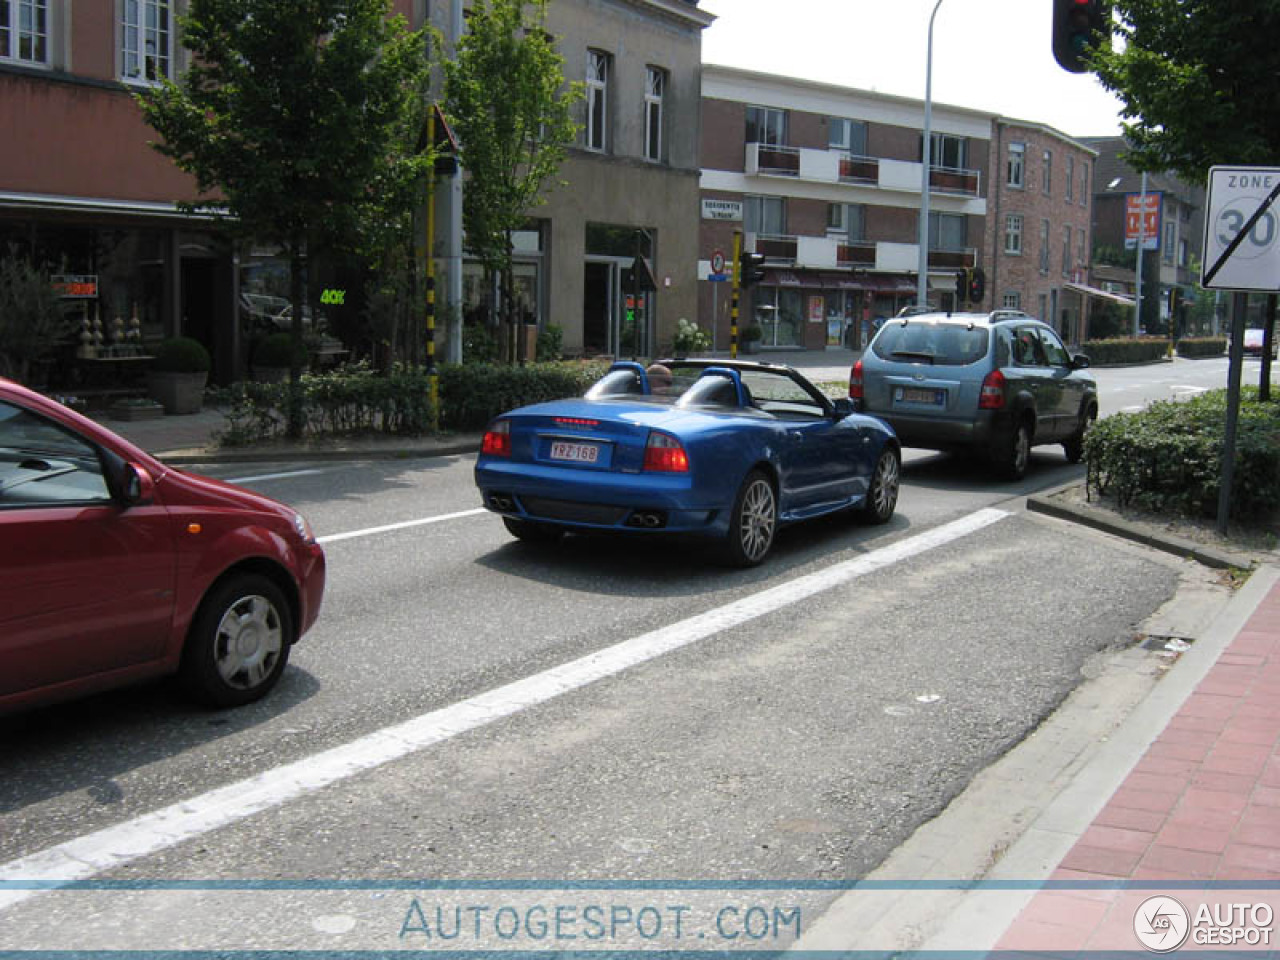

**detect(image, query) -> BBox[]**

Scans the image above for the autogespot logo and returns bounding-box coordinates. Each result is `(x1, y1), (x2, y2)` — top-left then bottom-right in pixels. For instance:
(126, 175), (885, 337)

(1135, 895), (1191, 952)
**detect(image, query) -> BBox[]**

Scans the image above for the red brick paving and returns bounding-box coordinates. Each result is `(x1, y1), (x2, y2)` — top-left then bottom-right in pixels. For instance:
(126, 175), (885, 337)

(994, 574), (1280, 952)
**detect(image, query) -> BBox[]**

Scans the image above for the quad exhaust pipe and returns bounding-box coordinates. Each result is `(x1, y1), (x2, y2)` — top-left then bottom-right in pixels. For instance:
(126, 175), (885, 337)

(489, 493), (516, 512)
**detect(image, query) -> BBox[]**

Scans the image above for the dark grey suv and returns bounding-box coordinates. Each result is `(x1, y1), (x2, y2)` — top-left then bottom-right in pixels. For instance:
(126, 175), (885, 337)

(849, 310), (1097, 480)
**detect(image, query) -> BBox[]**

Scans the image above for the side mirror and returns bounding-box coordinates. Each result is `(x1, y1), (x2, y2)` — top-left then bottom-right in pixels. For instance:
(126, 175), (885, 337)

(832, 397), (855, 420)
(102, 447), (155, 506)
(121, 463), (156, 506)
(1072, 354), (1091, 369)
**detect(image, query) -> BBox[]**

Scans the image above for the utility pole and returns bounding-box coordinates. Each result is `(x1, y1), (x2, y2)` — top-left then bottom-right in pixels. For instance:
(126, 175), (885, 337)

(915, 0), (946, 308)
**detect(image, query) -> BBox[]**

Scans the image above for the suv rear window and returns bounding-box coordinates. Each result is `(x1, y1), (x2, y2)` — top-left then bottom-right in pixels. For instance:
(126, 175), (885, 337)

(871, 322), (989, 366)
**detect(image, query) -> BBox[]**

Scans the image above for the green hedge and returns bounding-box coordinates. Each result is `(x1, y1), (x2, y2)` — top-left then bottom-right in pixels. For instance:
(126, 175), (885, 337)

(1081, 337), (1172, 365)
(213, 359), (611, 444)
(1175, 337), (1227, 358)
(1084, 387), (1280, 520)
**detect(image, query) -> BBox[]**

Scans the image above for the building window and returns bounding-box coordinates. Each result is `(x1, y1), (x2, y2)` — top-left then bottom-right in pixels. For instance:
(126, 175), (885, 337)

(1004, 214), (1023, 254)
(1042, 149), (1052, 195)
(121, 0), (172, 83)
(928, 212), (967, 251)
(643, 66), (665, 163)
(744, 195), (785, 237)
(585, 49), (610, 152)
(1, 0), (47, 63)
(1163, 220), (1177, 264)
(1078, 230), (1086, 272)
(1066, 156), (1075, 202)
(1179, 238), (1189, 267)
(1039, 219), (1050, 273)
(1003, 292), (1022, 310)
(828, 117), (867, 156)
(926, 133), (968, 169)
(745, 105), (786, 146)
(1007, 142), (1025, 187)
(828, 203), (865, 242)
(1062, 225), (1072, 275)
(1080, 162), (1089, 206)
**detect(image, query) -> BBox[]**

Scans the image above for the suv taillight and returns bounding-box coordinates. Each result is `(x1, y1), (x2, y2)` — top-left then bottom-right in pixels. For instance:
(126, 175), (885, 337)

(979, 370), (1006, 410)
(849, 359), (864, 401)
(481, 419), (511, 456)
(643, 431), (689, 472)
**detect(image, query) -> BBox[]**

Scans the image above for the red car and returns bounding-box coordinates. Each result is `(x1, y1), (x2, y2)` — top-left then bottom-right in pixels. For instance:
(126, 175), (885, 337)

(0, 377), (325, 715)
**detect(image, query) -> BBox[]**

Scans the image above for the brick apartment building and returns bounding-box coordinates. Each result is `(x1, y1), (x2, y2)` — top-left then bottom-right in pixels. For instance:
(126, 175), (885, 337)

(986, 119), (1100, 344)
(698, 65), (991, 352)
(1, 0), (711, 384)
(0, 1), (242, 382)
(1085, 136), (1206, 337)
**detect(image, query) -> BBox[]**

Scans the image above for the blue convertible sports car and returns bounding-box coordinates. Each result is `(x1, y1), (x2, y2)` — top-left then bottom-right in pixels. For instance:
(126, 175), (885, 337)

(474, 359), (901, 566)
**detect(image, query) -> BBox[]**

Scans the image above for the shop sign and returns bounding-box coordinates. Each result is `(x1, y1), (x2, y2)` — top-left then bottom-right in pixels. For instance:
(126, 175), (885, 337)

(701, 199), (743, 221)
(52, 274), (98, 298)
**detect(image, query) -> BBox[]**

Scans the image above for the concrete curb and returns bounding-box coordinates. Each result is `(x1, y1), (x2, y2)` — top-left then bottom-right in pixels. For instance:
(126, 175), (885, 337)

(1026, 483), (1247, 570)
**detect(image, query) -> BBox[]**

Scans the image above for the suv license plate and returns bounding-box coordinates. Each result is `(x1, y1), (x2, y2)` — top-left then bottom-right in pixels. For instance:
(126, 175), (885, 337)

(550, 440), (600, 463)
(896, 387), (944, 405)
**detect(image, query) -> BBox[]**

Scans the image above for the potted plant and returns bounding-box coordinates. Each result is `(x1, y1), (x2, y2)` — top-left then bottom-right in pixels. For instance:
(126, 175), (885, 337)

(740, 324), (763, 354)
(252, 332), (303, 383)
(147, 336), (211, 414)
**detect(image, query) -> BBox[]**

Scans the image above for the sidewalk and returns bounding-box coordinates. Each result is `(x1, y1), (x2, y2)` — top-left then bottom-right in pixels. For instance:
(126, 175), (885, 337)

(96, 381), (1280, 953)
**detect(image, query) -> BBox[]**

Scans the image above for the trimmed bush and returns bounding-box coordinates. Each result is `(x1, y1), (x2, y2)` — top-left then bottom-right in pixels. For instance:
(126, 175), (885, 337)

(439, 359), (610, 431)
(1085, 387), (1280, 520)
(213, 359), (611, 445)
(152, 336), (212, 373)
(1081, 337), (1171, 365)
(1175, 336), (1227, 358)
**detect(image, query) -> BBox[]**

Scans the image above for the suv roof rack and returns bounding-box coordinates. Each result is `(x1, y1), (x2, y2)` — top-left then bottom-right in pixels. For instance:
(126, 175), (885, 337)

(988, 309), (1031, 323)
(895, 305), (936, 318)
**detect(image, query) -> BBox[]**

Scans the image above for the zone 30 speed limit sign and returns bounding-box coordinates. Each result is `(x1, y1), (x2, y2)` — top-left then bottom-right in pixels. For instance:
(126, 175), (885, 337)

(1202, 165), (1280, 292)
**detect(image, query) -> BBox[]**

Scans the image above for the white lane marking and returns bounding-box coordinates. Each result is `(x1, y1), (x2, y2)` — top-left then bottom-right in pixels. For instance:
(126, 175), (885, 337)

(0, 507), (1010, 910)
(317, 508), (487, 544)
(227, 468), (328, 484)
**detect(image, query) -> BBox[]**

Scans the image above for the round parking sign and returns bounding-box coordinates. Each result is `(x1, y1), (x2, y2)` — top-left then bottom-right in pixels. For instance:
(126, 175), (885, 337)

(711, 249), (725, 275)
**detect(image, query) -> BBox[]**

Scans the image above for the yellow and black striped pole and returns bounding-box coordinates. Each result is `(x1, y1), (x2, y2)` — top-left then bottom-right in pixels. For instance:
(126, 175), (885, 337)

(425, 106), (439, 431)
(729, 230), (742, 360)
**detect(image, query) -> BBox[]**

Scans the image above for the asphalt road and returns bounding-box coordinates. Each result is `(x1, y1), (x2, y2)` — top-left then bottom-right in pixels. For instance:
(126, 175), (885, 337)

(0, 357), (1270, 950)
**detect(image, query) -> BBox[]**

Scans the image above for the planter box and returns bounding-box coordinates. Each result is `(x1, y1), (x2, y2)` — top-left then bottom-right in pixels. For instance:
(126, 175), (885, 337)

(110, 399), (166, 421)
(147, 370), (208, 415)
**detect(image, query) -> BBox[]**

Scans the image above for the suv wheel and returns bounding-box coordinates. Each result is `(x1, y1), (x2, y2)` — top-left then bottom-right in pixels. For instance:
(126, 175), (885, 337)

(1062, 403), (1096, 464)
(995, 419), (1032, 481)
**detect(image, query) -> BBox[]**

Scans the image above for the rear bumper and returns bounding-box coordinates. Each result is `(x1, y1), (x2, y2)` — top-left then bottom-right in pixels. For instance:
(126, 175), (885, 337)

(867, 408), (1011, 453)
(475, 460), (730, 536)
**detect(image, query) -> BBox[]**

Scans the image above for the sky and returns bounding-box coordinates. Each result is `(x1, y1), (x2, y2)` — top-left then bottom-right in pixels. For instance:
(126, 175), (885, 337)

(699, 0), (1126, 140)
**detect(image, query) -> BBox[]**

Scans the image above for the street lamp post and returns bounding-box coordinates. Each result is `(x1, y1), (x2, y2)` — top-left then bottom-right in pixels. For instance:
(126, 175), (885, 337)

(916, 0), (946, 308)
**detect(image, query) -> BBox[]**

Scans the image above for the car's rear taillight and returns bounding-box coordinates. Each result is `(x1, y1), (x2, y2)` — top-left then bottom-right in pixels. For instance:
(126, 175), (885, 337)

(849, 359), (864, 401)
(979, 370), (1006, 410)
(643, 431), (689, 472)
(481, 420), (511, 456)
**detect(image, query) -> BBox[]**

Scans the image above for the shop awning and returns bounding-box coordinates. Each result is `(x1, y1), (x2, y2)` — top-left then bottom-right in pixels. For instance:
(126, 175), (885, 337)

(762, 269), (823, 288)
(1065, 281), (1135, 307)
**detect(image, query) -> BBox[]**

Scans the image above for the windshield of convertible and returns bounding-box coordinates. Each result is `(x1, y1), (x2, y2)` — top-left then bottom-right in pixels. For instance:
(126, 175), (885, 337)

(584, 364), (831, 419)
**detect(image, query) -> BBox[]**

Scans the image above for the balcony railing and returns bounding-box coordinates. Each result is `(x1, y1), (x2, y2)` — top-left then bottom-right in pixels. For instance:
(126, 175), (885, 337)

(836, 240), (876, 267)
(747, 234), (976, 274)
(745, 143), (982, 199)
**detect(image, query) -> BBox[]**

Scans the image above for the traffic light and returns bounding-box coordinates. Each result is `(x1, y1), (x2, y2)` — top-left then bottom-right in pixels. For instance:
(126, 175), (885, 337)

(1052, 0), (1108, 74)
(968, 267), (986, 305)
(955, 269), (970, 305)
(738, 251), (766, 289)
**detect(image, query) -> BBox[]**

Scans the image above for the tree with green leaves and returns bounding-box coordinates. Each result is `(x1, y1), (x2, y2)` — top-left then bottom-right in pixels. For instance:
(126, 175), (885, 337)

(1090, 1), (1280, 184)
(138, 0), (432, 435)
(442, 0), (581, 363)
(1091, 1), (1280, 395)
